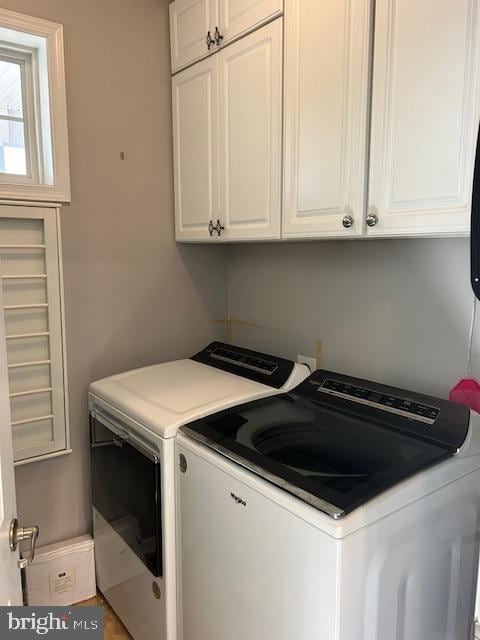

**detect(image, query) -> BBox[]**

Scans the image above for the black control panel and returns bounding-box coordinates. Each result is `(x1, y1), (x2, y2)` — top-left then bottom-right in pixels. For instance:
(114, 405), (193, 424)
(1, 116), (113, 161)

(210, 346), (278, 375)
(321, 379), (440, 422)
(191, 342), (295, 388)
(298, 369), (470, 450)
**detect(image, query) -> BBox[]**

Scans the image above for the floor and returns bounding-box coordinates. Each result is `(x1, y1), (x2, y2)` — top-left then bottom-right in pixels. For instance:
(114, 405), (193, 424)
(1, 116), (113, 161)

(77, 593), (132, 639)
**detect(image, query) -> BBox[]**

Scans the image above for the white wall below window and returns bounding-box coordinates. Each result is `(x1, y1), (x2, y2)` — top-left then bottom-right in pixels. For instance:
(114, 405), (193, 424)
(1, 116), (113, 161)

(228, 238), (475, 399)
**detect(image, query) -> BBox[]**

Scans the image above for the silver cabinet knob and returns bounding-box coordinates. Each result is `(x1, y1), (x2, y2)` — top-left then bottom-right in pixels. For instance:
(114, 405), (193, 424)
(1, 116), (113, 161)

(214, 219), (225, 237)
(366, 213), (378, 227)
(214, 26), (224, 46)
(342, 215), (354, 229)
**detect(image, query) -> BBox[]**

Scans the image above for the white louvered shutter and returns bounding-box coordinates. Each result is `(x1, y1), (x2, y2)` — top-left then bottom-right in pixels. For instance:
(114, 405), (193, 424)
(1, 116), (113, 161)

(0, 206), (68, 463)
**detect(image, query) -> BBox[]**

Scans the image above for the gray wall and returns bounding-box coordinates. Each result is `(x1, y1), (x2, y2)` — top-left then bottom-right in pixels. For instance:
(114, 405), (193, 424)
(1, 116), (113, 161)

(228, 238), (476, 399)
(5, 0), (228, 545)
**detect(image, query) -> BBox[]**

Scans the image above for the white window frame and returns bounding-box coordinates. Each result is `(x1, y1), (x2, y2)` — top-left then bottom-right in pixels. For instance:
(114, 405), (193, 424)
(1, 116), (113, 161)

(0, 204), (70, 465)
(0, 47), (39, 184)
(0, 9), (70, 202)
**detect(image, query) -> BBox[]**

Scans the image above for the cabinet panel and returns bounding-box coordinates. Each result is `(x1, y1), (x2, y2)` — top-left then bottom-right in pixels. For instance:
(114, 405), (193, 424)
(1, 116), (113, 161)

(219, 0), (283, 44)
(170, 0), (219, 72)
(368, 0), (480, 236)
(283, 0), (372, 238)
(172, 58), (219, 241)
(219, 20), (283, 240)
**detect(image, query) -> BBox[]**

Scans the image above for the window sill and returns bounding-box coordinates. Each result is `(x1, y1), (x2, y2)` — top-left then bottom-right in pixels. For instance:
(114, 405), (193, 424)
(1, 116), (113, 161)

(0, 183), (70, 204)
(14, 448), (72, 467)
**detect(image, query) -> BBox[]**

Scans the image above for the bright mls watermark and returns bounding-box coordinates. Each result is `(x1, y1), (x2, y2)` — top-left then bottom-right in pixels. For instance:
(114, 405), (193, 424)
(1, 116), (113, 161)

(0, 607), (104, 638)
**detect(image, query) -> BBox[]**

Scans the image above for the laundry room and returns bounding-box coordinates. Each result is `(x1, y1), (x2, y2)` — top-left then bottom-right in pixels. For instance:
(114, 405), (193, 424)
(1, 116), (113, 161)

(0, 1), (479, 639)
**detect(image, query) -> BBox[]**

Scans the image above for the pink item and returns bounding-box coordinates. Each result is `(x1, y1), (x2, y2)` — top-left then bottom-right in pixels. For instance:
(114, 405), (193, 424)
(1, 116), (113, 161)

(449, 378), (480, 413)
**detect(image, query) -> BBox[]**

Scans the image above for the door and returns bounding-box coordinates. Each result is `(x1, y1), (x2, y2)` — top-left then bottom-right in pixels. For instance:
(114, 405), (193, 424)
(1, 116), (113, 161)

(169, 0), (219, 72)
(368, 0), (480, 237)
(172, 56), (220, 242)
(282, 0), (372, 239)
(219, 0), (283, 45)
(219, 20), (283, 240)
(0, 278), (22, 605)
(90, 413), (165, 640)
(90, 414), (163, 577)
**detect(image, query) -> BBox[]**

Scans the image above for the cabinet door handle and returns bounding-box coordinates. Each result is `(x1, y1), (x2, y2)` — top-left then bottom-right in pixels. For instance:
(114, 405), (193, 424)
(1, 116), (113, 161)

(206, 31), (214, 50)
(208, 220), (215, 236)
(214, 219), (225, 236)
(366, 213), (378, 227)
(342, 215), (354, 229)
(214, 27), (224, 46)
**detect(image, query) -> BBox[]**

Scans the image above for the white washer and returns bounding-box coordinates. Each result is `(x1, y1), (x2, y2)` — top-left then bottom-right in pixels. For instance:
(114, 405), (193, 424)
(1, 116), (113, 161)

(176, 369), (480, 640)
(88, 342), (309, 640)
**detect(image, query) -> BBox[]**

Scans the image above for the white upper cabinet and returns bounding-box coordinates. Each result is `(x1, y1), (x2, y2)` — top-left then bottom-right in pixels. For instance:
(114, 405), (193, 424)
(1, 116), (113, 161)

(368, 0), (480, 237)
(282, 0), (372, 239)
(169, 0), (283, 73)
(219, 0), (283, 45)
(170, 0), (219, 72)
(219, 20), (282, 240)
(172, 56), (219, 241)
(170, 0), (480, 242)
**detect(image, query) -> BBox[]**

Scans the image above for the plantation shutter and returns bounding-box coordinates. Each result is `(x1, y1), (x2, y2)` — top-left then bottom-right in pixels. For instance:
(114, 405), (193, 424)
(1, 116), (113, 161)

(0, 206), (68, 463)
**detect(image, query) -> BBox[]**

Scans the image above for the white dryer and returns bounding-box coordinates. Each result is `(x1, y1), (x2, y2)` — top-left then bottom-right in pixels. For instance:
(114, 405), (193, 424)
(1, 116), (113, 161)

(88, 342), (309, 640)
(176, 369), (480, 640)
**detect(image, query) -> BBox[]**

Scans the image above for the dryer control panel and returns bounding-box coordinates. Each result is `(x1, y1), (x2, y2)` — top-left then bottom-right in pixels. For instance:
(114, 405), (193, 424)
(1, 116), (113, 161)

(192, 342), (295, 388)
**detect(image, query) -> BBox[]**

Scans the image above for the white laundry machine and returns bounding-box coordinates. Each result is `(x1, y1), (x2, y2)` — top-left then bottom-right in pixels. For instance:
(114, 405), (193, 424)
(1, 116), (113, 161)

(176, 369), (480, 640)
(88, 342), (309, 640)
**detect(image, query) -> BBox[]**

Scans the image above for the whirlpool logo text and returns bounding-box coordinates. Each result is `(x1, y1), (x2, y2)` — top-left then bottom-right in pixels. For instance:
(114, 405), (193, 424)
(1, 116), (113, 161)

(0, 607), (104, 638)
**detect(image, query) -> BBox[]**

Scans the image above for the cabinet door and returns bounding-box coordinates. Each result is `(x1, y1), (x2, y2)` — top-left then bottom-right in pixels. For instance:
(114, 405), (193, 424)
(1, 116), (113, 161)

(219, 0), (283, 44)
(172, 57), (220, 241)
(282, 0), (372, 239)
(368, 0), (480, 237)
(219, 20), (282, 240)
(170, 0), (219, 72)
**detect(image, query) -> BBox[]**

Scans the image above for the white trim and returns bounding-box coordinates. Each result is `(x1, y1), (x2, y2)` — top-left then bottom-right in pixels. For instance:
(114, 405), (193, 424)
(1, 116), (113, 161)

(14, 447), (72, 466)
(55, 206), (69, 450)
(0, 199), (62, 207)
(0, 9), (70, 202)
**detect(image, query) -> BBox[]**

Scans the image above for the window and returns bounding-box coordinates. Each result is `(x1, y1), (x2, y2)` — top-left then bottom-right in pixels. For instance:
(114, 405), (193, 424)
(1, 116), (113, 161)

(0, 206), (69, 464)
(0, 54), (31, 177)
(0, 9), (70, 201)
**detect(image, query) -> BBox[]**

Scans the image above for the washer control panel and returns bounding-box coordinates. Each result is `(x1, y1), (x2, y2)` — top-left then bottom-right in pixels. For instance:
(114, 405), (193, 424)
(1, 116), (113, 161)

(298, 369), (469, 450)
(319, 379), (440, 424)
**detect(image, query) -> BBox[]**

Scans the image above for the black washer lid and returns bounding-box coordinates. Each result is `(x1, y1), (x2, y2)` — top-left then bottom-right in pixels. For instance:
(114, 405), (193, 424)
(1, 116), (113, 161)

(181, 370), (470, 518)
(191, 342), (295, 389)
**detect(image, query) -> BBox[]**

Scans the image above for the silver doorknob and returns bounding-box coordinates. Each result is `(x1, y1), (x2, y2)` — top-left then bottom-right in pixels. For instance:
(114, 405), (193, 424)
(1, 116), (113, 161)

(342, 215), (354, 229)
(9, 518), (39, 569)
(366, 213), (378, 227)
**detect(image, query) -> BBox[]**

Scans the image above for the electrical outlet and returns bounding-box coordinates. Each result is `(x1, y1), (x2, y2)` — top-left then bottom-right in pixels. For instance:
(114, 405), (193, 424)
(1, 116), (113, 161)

(297, 354), (317, 372)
